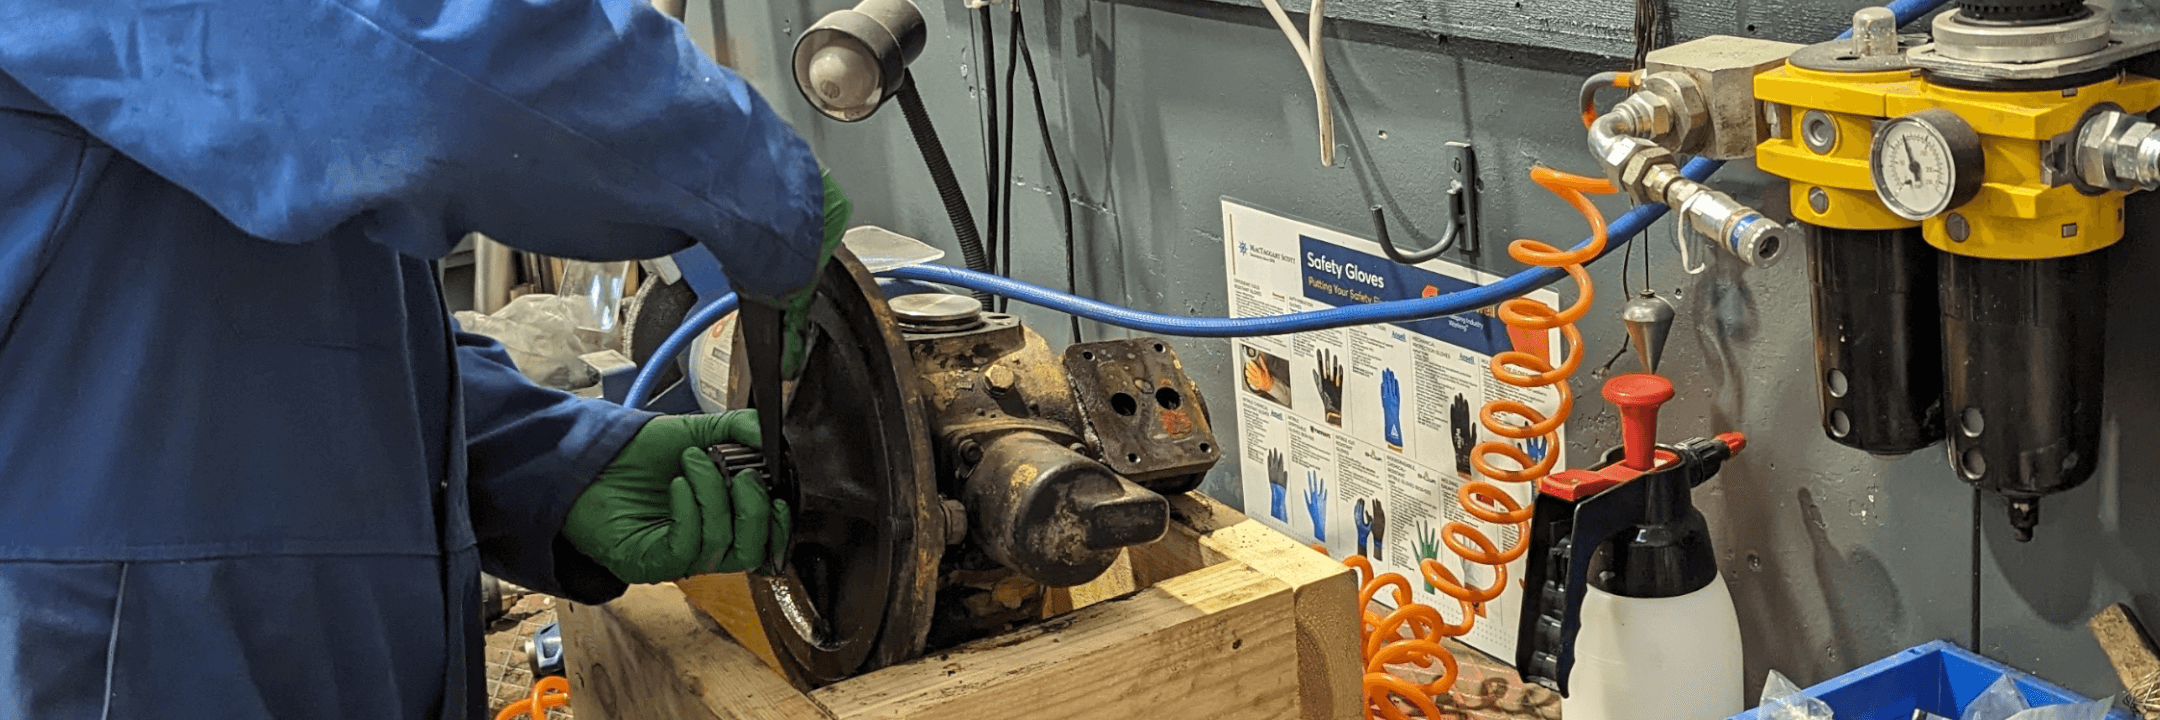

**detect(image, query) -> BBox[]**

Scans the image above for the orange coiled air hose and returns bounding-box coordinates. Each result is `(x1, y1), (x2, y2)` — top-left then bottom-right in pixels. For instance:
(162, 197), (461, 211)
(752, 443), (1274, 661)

(1332, 166), (1615, 720)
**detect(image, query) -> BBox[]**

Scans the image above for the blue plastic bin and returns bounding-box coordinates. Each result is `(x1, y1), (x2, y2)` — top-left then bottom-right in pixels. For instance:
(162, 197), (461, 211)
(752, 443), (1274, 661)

(1726, 640), (2130, 720)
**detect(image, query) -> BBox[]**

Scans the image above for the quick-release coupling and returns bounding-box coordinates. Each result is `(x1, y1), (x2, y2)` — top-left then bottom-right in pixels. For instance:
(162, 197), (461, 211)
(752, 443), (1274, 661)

(1644, 164), (1791, 269)
(2074, 108), (2160, 193)
(1587, 73), (1788, 269)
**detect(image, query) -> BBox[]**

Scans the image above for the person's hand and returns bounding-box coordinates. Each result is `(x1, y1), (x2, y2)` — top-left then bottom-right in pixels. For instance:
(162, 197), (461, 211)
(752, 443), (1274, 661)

(563, 411), (793, 583)
(1266, 450), (1289, 521)
(1380, 369), (1403, 451)
(1369, 499), (1387, 561)
(1314, 350), (1344, 426)
(1303, 470), (1328, 542)
(759, 169), (851, 378)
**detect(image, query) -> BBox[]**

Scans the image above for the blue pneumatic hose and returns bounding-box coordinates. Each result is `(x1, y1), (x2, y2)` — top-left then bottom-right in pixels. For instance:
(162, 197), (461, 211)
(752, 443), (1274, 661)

(623, 293), (739, 410)
(618, 0), (1949, 409)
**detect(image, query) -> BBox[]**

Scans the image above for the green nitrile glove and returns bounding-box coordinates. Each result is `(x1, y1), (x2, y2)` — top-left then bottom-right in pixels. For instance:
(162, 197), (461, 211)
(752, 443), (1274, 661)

(778, 169), (851, 377)
(564, 411), (793, 583)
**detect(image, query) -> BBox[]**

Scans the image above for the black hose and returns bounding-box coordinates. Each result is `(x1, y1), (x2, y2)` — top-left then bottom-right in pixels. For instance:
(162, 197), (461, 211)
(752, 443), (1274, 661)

(1015, 8), (1080, 343)
(998, 6), (1020, 313)
(978, 7), (1001, 279)
(895, 74), (994, 308)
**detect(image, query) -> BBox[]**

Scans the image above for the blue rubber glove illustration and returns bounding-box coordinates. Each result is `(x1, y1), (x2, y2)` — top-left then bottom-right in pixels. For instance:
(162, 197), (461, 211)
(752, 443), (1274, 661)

(1353, 499), (1372, 556)
(1380, 369), (1404, 451)
(1304, 470), (1328, 542)
(1523, 434), (1550, 464)
(1266, 449), (1289, 521)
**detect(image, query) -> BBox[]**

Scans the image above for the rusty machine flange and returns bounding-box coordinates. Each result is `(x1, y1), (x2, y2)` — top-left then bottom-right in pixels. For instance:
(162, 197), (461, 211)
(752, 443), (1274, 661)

(726, 249), (1220, 687)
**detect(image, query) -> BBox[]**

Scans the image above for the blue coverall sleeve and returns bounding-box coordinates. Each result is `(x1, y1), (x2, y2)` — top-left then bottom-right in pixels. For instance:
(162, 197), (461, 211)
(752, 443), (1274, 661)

(0, 0), (823, 299)
(458, 328), (651, 603)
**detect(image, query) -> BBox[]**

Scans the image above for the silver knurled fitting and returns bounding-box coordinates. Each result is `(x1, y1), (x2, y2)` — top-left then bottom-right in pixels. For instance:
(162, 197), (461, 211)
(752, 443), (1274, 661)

(2075, 109), (2160, 192)
(1641, 164), (1792, 269)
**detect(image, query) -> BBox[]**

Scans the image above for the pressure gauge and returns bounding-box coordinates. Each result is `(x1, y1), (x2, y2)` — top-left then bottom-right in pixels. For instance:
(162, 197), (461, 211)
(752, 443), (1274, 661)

(1869, 108), (1985, 221)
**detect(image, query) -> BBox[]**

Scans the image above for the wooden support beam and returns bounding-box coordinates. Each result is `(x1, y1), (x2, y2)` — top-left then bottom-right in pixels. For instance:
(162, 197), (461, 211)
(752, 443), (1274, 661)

(566, 493), (1361, 720)
(815, 562), (1298, 720)
(560, 585), (831, 720)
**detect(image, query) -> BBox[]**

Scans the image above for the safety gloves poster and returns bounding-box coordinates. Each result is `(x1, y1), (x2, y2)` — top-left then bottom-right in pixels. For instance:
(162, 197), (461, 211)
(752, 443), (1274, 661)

(1221, 199), (1565, 659)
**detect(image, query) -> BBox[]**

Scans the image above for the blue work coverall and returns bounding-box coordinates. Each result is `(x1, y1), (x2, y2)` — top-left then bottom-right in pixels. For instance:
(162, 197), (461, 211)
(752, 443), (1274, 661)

(0, 0), (822, 717)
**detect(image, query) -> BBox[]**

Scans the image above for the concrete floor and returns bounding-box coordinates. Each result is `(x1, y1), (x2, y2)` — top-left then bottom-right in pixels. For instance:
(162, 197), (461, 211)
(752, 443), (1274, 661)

(484, 591), (572, 720)
(1429, 638), (1563, 719)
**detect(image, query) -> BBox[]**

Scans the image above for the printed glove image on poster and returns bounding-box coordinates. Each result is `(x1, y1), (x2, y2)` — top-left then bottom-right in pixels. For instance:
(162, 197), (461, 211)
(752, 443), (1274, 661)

(1221, 199), (1566, 661)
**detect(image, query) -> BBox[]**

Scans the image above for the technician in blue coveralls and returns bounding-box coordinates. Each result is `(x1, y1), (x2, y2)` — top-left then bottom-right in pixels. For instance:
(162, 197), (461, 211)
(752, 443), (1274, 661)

(0, 1), (848, 717)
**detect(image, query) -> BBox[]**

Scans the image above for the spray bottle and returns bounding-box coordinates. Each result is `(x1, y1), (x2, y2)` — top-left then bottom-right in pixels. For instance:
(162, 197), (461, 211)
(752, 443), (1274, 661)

(1513, 372), (1747, 720)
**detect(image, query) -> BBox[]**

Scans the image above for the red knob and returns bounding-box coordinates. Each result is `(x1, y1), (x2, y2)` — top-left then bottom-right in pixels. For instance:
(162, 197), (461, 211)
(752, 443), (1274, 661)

(1603, 373), (1675, 471)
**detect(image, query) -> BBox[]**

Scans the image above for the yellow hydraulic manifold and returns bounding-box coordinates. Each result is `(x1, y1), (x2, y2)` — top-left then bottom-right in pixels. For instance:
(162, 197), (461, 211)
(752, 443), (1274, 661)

(1754, 63), (2160, 259)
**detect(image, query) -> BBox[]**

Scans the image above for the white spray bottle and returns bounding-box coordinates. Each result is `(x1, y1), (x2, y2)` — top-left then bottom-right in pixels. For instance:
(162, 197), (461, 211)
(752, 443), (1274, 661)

(1513, 373), (1747, 720)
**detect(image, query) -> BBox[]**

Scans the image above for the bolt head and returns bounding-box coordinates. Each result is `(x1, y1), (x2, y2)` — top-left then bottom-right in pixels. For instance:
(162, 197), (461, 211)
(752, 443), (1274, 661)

(984, 365), (1017, 394)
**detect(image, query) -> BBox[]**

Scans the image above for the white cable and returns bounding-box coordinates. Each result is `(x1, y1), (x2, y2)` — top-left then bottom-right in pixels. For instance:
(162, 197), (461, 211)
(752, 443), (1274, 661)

(1674, 194), (1711, 275)
(1257, 0), (1334, 166)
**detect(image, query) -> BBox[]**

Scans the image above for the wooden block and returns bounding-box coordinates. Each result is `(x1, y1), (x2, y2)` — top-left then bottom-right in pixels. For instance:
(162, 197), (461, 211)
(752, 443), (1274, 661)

(1127, 495), (1240, 588)
(678, 573), (787, 674)
(1172, 494), (1363, 720)
(560, 585), (831, 720)
(2090, 603), (2160, 710)
(812, 562), (1300, 720)
(1065, 549), (1138, 610)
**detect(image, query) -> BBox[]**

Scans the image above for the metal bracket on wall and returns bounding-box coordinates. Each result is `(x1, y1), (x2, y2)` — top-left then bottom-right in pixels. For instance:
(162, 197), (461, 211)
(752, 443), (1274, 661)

(1373, 141), (1481, 263)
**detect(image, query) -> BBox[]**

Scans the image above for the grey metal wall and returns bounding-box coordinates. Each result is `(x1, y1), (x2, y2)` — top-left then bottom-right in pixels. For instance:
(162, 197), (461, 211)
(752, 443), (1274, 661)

(687, 0), (2160, 700)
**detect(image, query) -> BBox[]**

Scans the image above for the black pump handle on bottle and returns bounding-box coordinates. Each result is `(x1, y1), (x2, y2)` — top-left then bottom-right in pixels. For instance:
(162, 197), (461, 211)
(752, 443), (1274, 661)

(1513, 437), (1735, 695)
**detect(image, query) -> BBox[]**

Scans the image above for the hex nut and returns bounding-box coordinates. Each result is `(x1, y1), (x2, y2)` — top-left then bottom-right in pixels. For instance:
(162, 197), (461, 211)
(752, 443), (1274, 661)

(1617, 144), (1679, 205)
(2110, 121), (2160, 190)
(1642, 73), (1711, 153)
(2075, 109), (2137, 190)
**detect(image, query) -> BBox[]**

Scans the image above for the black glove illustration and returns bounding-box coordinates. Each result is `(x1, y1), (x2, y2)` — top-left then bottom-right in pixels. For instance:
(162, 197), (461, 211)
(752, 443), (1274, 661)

(1314, 350), (1344, 426)
(1266, 449), (1289, 521)
(1369, 499), (1386, 561)
(1449, 393), (1475, 478)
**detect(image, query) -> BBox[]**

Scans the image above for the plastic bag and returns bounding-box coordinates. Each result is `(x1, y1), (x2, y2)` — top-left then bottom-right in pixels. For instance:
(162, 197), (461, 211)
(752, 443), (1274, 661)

(1964, 675), (2031, 720)
(555, 260), (631, 346)
(2004, 698), (2113, 720)
(1760, 669), (1836, 720)
(455, 294), (603, 389)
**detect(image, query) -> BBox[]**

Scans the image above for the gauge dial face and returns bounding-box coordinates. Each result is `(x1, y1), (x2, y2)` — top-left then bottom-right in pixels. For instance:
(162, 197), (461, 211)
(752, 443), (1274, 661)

(1870, 109), (1984, 221)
